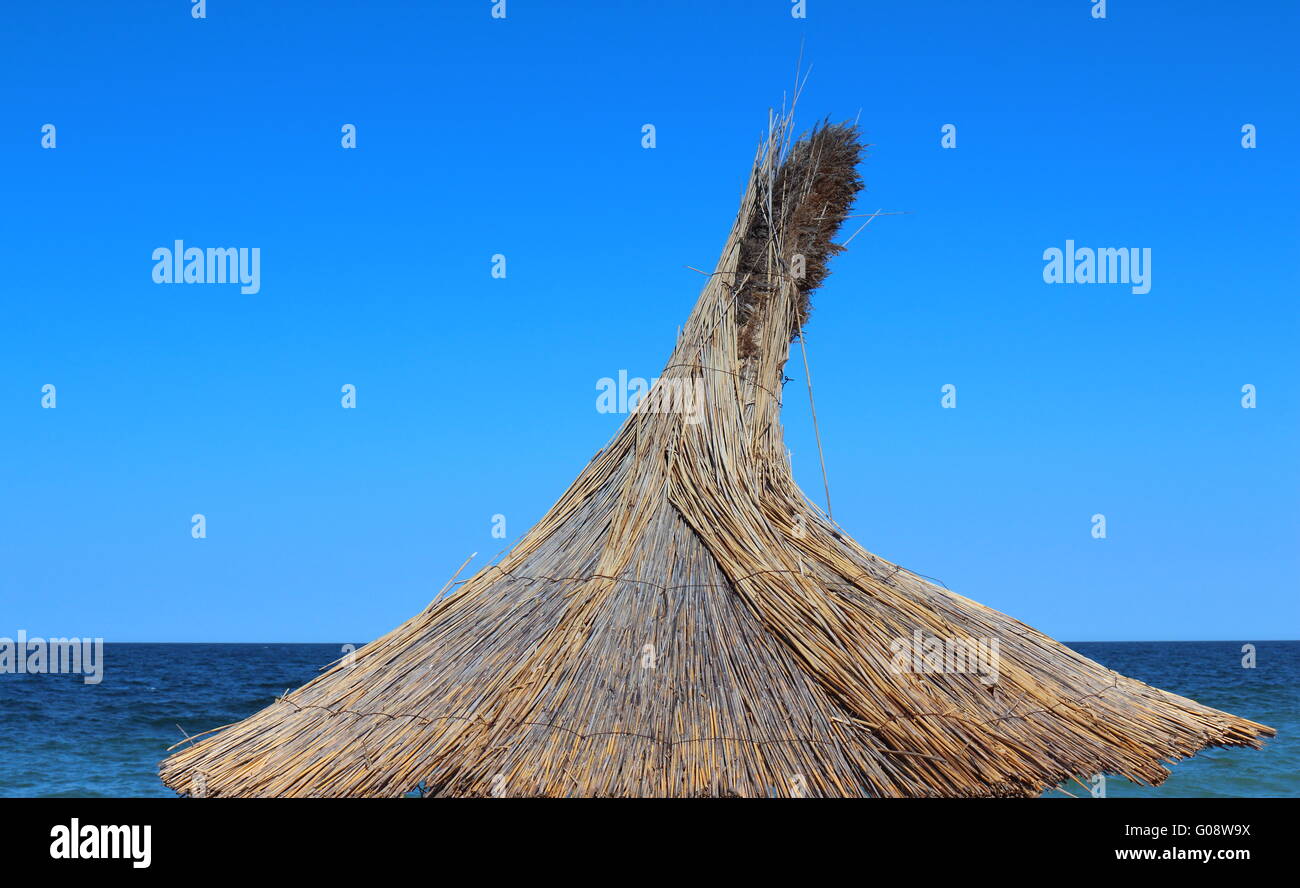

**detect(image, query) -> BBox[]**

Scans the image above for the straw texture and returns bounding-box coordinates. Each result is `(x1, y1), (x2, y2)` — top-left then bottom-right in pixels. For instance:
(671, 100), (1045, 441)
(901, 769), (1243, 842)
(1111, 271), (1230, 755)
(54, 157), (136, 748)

(160, 110), (1273, 797)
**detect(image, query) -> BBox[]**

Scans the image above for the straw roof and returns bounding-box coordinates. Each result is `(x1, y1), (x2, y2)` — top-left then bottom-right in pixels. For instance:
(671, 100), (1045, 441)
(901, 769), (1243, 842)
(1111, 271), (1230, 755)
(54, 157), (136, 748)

(160, 110), (1273, 797)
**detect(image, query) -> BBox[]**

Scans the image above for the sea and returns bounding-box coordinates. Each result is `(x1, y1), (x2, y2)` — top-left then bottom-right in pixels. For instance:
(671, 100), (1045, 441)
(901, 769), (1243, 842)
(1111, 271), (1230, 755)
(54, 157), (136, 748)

(1, 641), (1294, 798)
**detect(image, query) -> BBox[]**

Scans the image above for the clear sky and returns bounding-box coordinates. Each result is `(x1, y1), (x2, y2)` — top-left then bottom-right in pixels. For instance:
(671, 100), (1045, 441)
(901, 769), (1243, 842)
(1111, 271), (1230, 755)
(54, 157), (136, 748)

(2, 1), (1296, 642)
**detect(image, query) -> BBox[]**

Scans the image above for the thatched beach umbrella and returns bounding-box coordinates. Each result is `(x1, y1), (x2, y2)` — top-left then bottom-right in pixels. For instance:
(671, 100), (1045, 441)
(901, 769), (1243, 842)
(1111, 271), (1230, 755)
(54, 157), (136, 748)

(161, 110), (1273, 797)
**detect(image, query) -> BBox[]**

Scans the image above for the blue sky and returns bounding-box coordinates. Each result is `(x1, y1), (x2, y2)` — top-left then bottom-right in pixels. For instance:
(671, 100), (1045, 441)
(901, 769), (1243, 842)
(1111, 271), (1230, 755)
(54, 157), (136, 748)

(2, 1), (1296, 642)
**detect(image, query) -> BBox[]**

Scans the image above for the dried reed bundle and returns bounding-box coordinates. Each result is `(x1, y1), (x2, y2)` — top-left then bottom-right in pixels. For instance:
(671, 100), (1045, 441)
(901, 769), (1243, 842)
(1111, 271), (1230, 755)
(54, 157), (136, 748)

(160, 109), (1273, 798)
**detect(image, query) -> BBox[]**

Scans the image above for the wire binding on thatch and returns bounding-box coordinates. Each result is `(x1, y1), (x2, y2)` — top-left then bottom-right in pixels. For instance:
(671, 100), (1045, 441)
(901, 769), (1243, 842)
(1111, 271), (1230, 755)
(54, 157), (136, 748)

(159, 106), (1273, 798)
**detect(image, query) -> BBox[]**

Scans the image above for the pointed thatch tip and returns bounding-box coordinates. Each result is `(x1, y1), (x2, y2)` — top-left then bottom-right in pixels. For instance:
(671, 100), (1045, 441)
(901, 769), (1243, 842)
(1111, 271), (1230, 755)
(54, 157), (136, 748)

(159, 109), (1273, 798)
(735, 119), (865, 360)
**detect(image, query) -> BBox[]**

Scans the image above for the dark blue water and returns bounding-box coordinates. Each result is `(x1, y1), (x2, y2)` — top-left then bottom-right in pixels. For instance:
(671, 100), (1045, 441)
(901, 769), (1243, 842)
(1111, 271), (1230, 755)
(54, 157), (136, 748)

(0, 641), (1294, 797)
